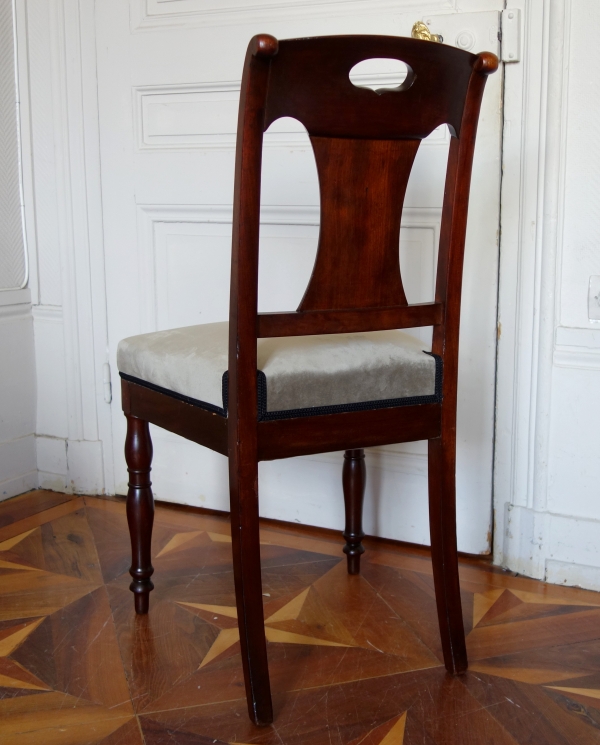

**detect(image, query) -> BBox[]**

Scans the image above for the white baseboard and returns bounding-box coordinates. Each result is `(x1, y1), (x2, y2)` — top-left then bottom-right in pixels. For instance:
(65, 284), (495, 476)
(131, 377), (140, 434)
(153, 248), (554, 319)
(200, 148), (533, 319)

(37, 435), (67, 474)
(38, 471), (69, 492)
(0, 470), (38, 501)
(546, 560), (600, 592)
(32, 307), (69, 439)
(0, 434), (36, 500)
(36, 435), (68, 492)
(67, 439), (105, 494)
(34, 435), (105, 495)
(503, 503), (600, 590)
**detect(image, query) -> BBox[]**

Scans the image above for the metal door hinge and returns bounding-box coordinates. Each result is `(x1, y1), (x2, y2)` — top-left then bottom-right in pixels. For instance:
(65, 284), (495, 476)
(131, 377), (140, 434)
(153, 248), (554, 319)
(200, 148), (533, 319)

(416, 12), (500, 58)
(411, 21), (443, 44)
(501, 9), (521, 63)
(103, 362), (112, 403)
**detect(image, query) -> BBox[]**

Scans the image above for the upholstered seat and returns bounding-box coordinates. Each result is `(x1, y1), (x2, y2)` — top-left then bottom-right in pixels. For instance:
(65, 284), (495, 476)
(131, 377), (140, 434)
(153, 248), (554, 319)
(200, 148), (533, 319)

(117, 321), (441, 420)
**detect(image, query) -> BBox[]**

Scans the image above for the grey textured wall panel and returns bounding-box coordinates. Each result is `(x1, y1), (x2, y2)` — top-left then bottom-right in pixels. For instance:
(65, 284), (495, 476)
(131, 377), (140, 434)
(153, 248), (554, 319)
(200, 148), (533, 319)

(0, 0), (26, 290)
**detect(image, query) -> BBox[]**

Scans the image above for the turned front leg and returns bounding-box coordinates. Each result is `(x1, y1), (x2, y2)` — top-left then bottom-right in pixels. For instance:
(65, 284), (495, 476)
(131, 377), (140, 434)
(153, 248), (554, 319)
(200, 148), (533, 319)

(125, 415), (155, 614)
(342, 449), (366, 575)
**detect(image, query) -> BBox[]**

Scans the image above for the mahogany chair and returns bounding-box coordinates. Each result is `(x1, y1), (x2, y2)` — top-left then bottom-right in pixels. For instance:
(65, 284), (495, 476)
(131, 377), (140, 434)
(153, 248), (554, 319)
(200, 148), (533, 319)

(117, 33), (497, 725)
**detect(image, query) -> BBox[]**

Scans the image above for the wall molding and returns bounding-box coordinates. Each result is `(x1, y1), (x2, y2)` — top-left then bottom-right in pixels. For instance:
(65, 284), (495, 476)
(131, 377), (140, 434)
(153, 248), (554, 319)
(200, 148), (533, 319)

(553, 327), (600, 369)
(133, 81), (306, 151)
(137, 202), (441, 228)
(0, 302), (31, 322)
(0, 284), (31, 320)
(131, 0), (455, 31)
(0, 287), (30, 306)
(32, 303), (63, 322)
(136, 202), (441, 332)
(553, 346), (600, 370)
(310, 447), (427, 477)
(133, 81), (450, 152)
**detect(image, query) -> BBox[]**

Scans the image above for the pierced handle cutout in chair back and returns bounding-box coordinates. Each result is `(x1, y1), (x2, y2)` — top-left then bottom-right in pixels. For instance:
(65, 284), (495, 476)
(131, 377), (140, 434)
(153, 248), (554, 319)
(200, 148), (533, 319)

(348, 57), (414, 94)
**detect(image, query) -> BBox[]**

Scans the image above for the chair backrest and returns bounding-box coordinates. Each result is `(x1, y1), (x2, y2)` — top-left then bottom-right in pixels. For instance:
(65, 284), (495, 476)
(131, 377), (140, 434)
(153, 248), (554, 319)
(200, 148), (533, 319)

(228, 33), (497, 428)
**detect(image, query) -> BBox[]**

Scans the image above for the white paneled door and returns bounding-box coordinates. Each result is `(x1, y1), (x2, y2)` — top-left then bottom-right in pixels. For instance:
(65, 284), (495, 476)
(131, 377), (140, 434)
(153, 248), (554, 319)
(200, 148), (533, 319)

(96, 1), (504, 553)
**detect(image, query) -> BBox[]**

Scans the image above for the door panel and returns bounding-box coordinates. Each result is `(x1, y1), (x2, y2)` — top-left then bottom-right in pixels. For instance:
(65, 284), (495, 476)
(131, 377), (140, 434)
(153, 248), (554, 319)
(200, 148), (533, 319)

(96, 1), (503, 553)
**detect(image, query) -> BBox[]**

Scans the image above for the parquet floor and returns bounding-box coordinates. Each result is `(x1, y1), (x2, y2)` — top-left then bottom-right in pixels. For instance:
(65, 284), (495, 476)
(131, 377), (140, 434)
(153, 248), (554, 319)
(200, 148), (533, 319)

(1, 492), (600, 744)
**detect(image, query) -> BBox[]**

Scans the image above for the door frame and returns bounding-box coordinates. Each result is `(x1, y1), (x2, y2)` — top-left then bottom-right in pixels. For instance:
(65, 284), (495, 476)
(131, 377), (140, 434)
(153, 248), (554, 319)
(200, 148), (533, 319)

(494, 0), (571, 572)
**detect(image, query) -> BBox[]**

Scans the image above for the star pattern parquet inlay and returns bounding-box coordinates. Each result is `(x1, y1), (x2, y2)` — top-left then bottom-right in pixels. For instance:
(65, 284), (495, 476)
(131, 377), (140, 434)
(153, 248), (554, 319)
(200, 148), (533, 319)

(2, 490), (600, 743)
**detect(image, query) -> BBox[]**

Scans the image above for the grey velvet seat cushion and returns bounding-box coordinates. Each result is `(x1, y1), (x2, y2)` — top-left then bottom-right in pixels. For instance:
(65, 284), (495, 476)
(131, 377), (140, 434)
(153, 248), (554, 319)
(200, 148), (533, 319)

(117, 321), (437, 415)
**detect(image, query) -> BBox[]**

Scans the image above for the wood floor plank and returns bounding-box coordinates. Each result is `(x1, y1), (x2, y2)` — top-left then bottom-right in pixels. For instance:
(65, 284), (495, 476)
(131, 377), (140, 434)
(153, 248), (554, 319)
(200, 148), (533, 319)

(258, 526), (344, 558)
(311, 561), (440, 667)
(38, 508), (103, 582)
(139, 668), (519, 745)
(467, 608), (600, 661)
(360, 561), (446, 663)
(1, 712), (134, 745)
(0, 498), (84, 543)
(456, 565), (600, 606)
(0, 491), (76, 530)
(461, 671), (599, 745)
(0, 692), (133, 745)
(3, 492), (600, 744)
(0, 569), (101, 621)
(49, 587), (134, 714)
(97, 717), (145, 744)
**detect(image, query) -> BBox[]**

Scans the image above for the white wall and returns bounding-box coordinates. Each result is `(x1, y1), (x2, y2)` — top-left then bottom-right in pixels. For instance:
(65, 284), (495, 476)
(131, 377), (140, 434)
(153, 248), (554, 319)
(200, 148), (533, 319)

(0, 0), (36, 500)
(0, 291), (36, 499)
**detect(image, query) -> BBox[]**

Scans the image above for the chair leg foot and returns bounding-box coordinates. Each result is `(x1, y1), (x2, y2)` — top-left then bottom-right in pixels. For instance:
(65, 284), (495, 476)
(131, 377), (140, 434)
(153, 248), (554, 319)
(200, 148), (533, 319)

(230, 459), (273, 725)
(133, 591), (150, 615)
(125, 415), (155, 615)
(343, 449), (366, 575)
(428, 435), (467, 674)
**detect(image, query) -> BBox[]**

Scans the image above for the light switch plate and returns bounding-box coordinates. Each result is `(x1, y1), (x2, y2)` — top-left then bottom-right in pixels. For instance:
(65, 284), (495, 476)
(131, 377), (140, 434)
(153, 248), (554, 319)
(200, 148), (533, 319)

(588, 276), (600, 321)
